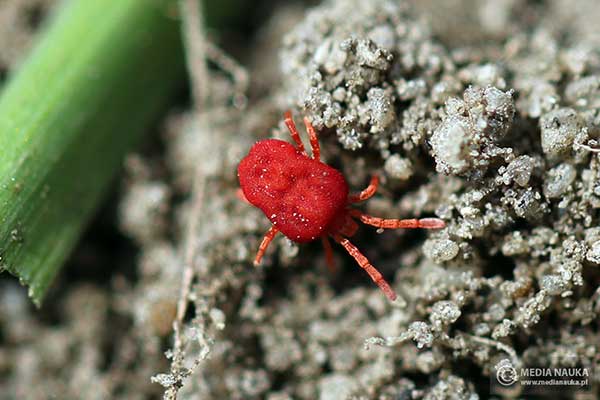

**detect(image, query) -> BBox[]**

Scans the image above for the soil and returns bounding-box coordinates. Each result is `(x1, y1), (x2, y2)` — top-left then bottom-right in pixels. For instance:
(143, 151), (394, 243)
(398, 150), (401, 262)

(1, 0), (600, 399)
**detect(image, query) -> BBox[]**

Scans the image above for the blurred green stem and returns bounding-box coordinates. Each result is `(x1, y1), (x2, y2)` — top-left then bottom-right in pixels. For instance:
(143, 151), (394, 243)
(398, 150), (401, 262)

(0, 0), (185, 305)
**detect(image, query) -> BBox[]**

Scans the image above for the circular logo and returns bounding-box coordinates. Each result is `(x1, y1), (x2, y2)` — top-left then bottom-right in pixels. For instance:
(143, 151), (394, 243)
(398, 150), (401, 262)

(496, 364), (518, 386)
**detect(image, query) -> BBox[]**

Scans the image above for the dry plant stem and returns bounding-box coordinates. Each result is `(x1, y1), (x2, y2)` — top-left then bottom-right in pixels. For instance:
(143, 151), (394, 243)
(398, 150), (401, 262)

(172, 0), (211, 379)
(180, 0), (210, 115)
(172, 3), (250, 384)
(576, 142), (600, 153)
(205, 41), (249, 105)
(460, 332), (520, 367)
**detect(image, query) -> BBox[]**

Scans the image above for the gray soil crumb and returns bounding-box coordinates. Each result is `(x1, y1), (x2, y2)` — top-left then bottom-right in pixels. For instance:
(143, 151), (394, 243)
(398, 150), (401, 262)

(2, 0), (600, 399)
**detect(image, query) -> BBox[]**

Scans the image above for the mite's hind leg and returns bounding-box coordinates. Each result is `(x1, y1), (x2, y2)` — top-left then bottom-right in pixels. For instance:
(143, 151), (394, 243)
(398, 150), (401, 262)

(332, 234), (397, 301)
(321, 236), (336, 273)
(349, 209), (446, 230)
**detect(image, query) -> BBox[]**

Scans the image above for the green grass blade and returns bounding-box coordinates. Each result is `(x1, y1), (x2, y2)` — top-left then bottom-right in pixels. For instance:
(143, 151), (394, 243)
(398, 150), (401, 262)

(0, 0), (185, 305)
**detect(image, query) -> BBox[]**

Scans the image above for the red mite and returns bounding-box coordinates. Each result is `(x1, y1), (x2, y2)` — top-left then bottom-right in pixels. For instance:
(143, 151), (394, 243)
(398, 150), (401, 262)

(237, 111), (445, 300)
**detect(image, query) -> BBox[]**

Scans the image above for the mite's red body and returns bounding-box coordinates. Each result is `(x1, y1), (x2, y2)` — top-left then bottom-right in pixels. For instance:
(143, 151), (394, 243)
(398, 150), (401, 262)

(238, 139), (348, 242)
(237, 112), (445, 301)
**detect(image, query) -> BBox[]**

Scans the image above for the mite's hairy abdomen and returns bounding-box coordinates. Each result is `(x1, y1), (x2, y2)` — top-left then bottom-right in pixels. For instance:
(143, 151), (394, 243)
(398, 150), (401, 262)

(238, 139), (349, 242)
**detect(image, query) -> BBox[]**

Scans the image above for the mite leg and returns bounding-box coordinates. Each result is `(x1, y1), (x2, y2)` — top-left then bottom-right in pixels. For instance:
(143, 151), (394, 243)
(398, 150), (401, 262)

(303, 116), (320, 160)
(349, 209), (446, 229)
(337, 213), (360, 238)
(236, 188), (250, 204)
(333, 234), (397, 301)
(254, 226), (279, 266)
(284, 111), (306, 155)
(348, 175), (379, 203)
(321, 236), (336, 273)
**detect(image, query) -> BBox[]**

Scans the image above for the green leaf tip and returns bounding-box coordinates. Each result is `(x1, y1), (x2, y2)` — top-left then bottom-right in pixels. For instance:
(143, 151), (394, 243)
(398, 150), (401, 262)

(0, 0), (185, 306)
